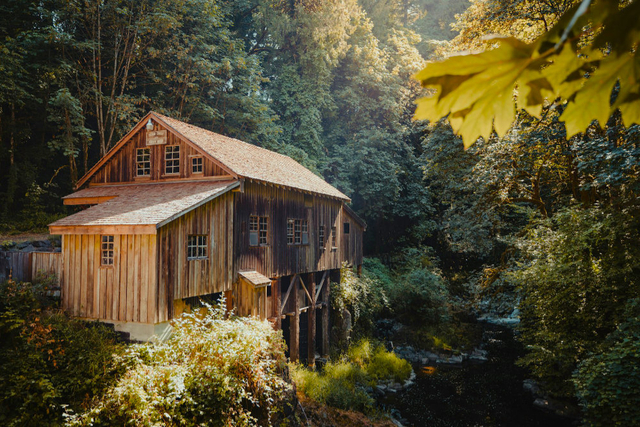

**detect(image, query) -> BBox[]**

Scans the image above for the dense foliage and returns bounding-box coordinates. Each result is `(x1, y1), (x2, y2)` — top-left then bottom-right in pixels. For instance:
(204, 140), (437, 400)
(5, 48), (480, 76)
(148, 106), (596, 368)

(0, 280), (124, 426)
(70, 300), (292, 426)
(291, 339), (411, 413)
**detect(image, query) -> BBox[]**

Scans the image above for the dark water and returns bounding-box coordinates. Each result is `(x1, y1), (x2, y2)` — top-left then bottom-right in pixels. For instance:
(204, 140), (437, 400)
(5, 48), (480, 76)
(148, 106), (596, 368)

(380, 325), (575, 427)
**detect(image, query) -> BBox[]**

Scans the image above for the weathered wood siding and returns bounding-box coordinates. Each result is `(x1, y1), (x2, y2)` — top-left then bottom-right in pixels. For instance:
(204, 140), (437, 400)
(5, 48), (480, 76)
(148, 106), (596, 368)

(0, 251), (32, 282)
(156, 191), (234, 322)
(90, 123), (228, 185)
(61, 234), (157, 323)
(32, 252), (63, 285)
(234, 181), (363, 278)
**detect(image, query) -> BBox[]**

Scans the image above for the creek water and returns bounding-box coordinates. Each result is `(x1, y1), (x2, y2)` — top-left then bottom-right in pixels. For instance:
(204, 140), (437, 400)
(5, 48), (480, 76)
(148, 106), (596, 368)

(379, 324), (575, 427)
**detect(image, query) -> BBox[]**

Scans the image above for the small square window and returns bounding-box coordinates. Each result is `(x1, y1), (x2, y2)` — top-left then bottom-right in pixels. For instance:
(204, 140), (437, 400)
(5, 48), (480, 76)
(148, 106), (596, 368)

(165, 145), (180, 174)
(136, 148), (150, 177)
(187, 235), (207, 260)
(192, 156), (203, 174)
(101, 235), (114, 266)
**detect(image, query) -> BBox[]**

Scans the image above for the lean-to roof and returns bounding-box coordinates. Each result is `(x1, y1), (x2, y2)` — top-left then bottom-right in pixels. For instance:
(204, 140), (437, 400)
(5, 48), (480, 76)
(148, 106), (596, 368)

(49, 181), (238, 231)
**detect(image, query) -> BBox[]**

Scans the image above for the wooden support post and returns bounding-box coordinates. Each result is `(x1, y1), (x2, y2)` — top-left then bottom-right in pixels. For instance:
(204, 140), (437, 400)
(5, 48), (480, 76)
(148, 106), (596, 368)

(273, 278), (281, 330)
(308, 272), (316, 367)
(290, 275), (300, 362)
(322, 270), (330, 357)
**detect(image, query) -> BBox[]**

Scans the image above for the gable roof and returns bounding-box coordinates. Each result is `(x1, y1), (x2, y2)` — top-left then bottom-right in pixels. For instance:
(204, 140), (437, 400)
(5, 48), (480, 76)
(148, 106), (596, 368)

(75, 112), (349, 201)
(49, 181), (238, 233)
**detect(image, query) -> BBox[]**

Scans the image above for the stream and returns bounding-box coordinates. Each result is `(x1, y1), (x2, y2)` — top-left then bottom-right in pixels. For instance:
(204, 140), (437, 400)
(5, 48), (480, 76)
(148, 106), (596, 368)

(379, 324), (575, 427)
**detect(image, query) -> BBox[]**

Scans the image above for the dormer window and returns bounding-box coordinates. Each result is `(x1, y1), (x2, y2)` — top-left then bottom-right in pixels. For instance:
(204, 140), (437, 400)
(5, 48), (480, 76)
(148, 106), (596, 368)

(136, 148), (151, 177)
(165, 145), (180, 174)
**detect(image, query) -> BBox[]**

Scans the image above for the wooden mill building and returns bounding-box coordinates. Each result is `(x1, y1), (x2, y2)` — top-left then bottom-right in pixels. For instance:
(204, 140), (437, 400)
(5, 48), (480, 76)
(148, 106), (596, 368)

(49, 112), (364, 361)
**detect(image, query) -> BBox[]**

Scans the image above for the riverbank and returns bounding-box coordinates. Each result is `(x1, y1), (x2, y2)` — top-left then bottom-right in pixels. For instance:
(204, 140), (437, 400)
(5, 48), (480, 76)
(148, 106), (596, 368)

(377, 323), (576, 427)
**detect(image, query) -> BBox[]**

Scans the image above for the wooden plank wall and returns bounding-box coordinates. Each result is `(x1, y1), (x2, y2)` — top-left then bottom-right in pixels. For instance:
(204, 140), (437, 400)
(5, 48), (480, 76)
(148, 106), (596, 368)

(90, 122), (227, 185)
(156, 191), (234, 322)
(31, 252), (63, 285)
(61, 234), (157, 323)
(234, 181), (364, 278)
(0, 251), (32, 282)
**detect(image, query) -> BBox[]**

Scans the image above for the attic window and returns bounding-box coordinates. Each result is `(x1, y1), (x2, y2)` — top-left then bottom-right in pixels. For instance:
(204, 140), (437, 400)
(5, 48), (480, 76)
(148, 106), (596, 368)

(187, 235), (207, 260)
(287, 219), (308, 245)
(344, 222), (350, 234)
(192, 156), (203, 174)
(165, 145), (180, 174)
(250, 216), (268, 246)
(136, 148), (151, 177)
(101, 235), (114, 266)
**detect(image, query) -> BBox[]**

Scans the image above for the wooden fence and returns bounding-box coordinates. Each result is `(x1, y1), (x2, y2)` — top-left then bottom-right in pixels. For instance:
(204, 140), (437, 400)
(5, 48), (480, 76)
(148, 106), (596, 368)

(0, 251), (63, 285)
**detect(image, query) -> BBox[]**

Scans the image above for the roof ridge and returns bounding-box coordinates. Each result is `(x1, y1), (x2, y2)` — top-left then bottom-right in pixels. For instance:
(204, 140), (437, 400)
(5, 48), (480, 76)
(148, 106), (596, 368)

(152, 112), (293, 161)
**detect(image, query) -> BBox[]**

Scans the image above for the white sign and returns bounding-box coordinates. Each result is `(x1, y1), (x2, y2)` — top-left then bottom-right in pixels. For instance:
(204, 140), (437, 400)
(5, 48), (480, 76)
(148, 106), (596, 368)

(147, 130), (167, 145)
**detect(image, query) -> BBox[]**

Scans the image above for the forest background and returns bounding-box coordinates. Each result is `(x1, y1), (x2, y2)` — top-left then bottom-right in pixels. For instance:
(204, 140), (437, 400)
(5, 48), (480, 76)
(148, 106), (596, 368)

(1, 0), (640, 425)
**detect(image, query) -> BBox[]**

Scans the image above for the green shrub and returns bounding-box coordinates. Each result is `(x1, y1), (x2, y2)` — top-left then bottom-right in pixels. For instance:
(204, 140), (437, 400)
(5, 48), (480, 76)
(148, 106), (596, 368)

(71, 299), (292, 426)
(291, 362), (374, 413)
(0, 280), (124, 426)
(291, 339), (411, 413)
(574, 300), (640, 427)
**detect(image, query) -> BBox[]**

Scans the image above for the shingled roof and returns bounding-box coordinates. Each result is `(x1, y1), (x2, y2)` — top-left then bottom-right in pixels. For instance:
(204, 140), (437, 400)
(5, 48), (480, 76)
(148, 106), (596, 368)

(152, 113), (348, 200)
(75, 112), (349, 200)
(49, 181), (238, 231)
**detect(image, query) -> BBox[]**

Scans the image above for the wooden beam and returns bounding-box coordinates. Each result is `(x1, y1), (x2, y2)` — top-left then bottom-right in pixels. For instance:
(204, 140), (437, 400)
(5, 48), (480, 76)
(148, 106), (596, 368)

(49, 225), (157, 235)
(273, 278), (281, 330)
(322, 270), (331, 357)
(290, 275), (299, 362)
(86, 175), (235, 188)
(63, 196), (117, 205)
(280, 274), (298, 312)
(315, 270), (329, 302)
(299, 275), (313, 305)
(308, 273), (316, 367)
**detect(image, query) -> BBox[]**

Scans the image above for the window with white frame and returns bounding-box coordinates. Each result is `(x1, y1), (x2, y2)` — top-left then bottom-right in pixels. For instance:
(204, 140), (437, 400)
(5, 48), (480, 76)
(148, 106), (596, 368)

(187, 235), (207, 260)
(101, 235), (114, 266)
(136, 148), (151, 177)
(192, 156), (203, 174)
(165, 145), (180, 174)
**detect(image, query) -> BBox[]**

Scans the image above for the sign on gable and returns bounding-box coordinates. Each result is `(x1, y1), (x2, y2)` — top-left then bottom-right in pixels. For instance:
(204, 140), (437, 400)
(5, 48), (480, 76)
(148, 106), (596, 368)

(147, 130), (167, 145)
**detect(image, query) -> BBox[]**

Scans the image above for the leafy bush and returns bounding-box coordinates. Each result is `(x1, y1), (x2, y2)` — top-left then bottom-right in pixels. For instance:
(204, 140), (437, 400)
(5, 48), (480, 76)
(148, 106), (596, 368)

(0, 280), (124, 426)
(574, 300), (640, 427)
(331, 261), (389, 338)
(71, 299), (292, 426)
(514, 205), (640, 398)
(291, 339), (411, 413)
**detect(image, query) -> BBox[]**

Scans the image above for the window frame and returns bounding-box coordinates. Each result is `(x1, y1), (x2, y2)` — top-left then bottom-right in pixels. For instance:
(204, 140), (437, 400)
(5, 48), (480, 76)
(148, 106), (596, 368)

(319, 225), (325, 248)
(101, 235), (114, 266)
(343, 222), (350, 235)
(249, 215), (269, 247)
(164, 145), (180, 175)
(187, 235), (208, 260)
(331, 226), (337, 250)
(136, 148), (151, 177)
(287, 218), (309, 246)
(191, 156), (203, 174)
